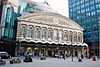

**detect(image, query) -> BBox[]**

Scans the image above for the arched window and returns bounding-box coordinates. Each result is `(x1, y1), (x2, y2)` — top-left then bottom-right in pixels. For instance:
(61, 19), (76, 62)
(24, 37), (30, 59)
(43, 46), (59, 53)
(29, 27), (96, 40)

(74, 34), (77, 43)
(5, 7), (12, 23)
(59, 30), (63, 42)
(69, 32), (73, 42)
(78, 35), (80, 42)
(42, 28), (46, 40)
(78, 33), (82, 42)
(64, 31), (68, 42)
(35, 28), (40, 39)
(4, 6), (12, 37)
(48, 29), (52, 41)
(21, 25), (26, 37)
(54, 29), (58, 41)
(28, 26), (33, 38)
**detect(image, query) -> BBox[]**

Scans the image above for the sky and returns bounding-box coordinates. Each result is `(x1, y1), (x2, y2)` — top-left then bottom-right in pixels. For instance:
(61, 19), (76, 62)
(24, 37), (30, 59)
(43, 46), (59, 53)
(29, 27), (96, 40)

(31, 0), (69, 17)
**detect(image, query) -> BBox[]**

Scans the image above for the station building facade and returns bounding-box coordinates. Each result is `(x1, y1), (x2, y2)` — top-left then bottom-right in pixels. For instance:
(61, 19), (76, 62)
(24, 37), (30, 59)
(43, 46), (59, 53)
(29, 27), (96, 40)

(16, 12), (86, 57)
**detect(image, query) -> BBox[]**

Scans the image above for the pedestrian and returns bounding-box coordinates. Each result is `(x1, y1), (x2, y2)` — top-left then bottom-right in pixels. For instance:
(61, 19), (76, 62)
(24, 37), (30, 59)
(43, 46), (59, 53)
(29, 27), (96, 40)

(62, 53), (65, 60)
(81, 53), (84, 59)
(92, 54), (96, 61)
(26, 52), (29, 56)
(71, 52), (73, 61)
(66, 53), (67, 58)
(78, 53), (82, 62)
(65, 51), (67, 59)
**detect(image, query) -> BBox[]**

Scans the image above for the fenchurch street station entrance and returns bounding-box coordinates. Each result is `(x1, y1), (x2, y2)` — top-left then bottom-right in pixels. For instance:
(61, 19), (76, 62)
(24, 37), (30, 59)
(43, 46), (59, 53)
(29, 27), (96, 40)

(16, 12), (88, 58)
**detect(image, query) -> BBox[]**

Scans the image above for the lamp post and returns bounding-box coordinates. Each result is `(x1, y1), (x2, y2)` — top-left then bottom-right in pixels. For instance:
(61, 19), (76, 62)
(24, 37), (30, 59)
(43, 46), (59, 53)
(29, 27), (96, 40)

(91, 35), (97, 57)
(0, 26), (1, 39)
(72, 46), (74, 61)
(83, 43), (88, 58)
(72, 43), (76, 61)
(57, 31), (60, 59)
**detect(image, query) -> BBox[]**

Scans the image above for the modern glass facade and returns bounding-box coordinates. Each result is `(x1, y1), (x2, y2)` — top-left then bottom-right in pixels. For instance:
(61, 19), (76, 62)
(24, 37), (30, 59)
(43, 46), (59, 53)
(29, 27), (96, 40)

(1, 4), (17, 41)
(68, 0), (100, 57)
(18, 0), (57, 15)
(0, 3), (18, 56)
(0, 0), (4, 38)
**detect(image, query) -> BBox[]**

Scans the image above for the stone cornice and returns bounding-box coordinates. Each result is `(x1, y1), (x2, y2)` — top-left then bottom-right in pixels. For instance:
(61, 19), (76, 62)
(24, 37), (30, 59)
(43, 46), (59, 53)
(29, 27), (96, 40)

(19, 19), (83, 31)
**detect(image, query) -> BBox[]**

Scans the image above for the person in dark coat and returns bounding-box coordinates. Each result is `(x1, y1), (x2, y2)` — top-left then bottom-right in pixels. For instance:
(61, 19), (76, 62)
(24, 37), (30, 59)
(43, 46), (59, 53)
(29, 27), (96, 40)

(62, 53), (65, 60)
(81, 53), (84, 59)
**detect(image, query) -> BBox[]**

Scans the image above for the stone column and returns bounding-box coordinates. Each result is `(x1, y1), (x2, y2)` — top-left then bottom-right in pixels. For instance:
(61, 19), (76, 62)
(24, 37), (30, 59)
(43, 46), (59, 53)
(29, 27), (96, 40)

(17, 22), (21, 37)
(72, 32), (74, 43)
(62, 30), (64, 43)
(46, 28), (48, 41)
(40, 27), (42, 40)
(45, 48), (48, 56)
(81, 33), (83, 43)
(77, 33), (79, 43)
(15, 42), (19, 56)
(52, 28), (54, 42)
(52, 45), (55, 57)
(26, 24), (28, 38)
(33, 25), (36, 39)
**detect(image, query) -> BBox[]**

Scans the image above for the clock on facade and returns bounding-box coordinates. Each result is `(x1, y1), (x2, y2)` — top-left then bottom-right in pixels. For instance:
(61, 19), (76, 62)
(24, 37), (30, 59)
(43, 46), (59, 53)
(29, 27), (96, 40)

(53, 18), (59, 24)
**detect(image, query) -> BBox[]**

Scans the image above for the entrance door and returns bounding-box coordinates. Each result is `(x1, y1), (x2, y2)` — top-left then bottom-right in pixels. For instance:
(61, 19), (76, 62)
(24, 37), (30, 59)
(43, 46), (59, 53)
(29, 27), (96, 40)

(75, 51), (77, 57)
(34, 48), (39, 56)
(48, 50), (52, 57)
(34, 50), (39, 56)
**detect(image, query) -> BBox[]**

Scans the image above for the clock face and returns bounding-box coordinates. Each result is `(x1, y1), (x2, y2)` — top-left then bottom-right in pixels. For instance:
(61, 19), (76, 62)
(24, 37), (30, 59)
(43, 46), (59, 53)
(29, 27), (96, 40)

(53, 18), (59, 24)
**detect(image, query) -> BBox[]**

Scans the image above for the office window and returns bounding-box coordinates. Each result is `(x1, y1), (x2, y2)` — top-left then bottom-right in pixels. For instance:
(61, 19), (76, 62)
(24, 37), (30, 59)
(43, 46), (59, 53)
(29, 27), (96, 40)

(5, 7), (12, 23)
(91, 11), (96, 16)
(9, 29), (13, 38)
(95, 0), (99, 3)
(90, 0), (94, 5)
(96, 4), (99, 9)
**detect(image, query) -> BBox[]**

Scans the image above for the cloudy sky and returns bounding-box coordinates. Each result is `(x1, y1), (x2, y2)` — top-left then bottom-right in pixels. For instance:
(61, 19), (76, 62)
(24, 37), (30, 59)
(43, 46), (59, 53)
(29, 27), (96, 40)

(31, 0), (69, 17)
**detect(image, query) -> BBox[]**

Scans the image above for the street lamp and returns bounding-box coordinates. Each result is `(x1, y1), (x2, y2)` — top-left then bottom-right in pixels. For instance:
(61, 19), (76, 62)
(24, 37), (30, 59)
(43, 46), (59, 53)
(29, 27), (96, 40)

(71, 43), (77, 61)
(57, 31), (60, 59)
(83, 43), (88, 58)
(91, 35), (97, 57)
(72, 46), (74, 61)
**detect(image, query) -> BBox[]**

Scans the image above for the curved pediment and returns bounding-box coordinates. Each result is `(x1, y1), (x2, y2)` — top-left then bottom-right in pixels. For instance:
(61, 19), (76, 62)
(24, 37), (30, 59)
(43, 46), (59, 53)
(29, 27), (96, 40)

(18, 12), (84, 30)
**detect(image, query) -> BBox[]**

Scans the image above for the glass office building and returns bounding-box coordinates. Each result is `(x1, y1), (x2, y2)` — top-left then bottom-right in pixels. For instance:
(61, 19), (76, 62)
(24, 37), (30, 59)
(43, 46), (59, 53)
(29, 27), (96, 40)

(0, 1), (18, 56)
(0, 0), (3, 38)
(68, 0), (100, 57)
(17, 0), (57, 15)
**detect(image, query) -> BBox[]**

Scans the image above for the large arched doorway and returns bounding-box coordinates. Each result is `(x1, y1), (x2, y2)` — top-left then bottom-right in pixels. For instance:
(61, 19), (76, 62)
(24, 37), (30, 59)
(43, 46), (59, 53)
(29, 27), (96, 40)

(41, 48), (45, 55)
(34, 47), (39, 56)
(48, 49), (52, 57)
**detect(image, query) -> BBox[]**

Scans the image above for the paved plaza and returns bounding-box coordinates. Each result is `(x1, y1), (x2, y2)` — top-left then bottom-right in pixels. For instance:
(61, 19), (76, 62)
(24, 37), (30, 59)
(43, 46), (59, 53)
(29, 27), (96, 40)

(0, 57), (100, 67)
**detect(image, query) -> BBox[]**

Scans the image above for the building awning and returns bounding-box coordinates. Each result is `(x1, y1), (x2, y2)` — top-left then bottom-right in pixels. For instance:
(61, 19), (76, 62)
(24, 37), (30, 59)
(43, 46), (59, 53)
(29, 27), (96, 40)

(72, 42), (77, 46)
(82, 43), (88, 47)
(66, 41), (71, 46)
(77, 42), (83, 46)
